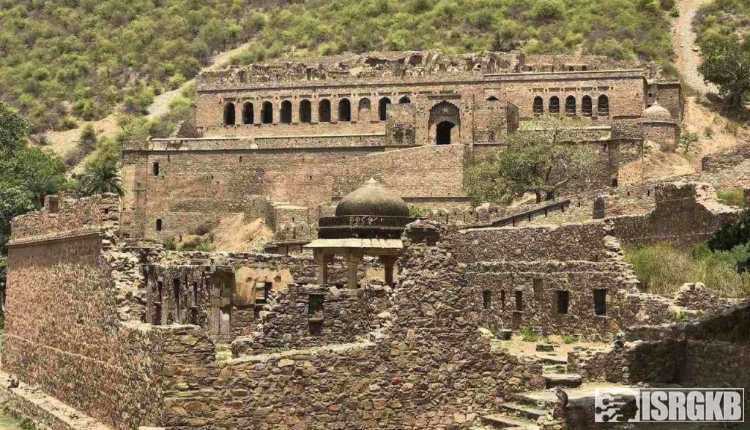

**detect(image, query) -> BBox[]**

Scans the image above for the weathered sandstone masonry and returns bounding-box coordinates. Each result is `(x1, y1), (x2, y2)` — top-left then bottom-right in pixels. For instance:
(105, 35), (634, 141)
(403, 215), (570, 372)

(122, 51), (681, 244)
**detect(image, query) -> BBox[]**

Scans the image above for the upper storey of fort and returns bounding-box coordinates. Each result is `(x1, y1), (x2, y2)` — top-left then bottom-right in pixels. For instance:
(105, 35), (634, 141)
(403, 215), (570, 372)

(197, 51), (647, 91)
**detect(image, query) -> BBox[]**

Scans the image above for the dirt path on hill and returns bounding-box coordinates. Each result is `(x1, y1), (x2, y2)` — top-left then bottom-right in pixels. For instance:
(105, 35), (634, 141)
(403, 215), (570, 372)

(673, 0), (717, 94)
(146, 42), (251, 119)
(42, 42), (252, 171)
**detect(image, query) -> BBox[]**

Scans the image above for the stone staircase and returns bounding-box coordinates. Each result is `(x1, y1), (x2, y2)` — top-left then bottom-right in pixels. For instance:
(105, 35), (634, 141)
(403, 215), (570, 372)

(474, 343), (584, 429)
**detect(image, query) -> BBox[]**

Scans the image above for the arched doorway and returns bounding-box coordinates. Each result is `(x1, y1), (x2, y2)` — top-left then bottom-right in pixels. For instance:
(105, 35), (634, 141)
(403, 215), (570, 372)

(428, 101), (460, 145)
(436, 121), (455, 145)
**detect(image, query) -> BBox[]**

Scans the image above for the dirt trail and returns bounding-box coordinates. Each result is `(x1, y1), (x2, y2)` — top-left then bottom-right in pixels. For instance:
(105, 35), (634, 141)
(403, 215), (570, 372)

(40, 42), (252, 171)
(146, 42), (251, 119)
(673, 0), (717, 94)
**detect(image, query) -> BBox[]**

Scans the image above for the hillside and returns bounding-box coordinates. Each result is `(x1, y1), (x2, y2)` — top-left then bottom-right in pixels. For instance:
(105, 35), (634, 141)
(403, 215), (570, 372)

(694, 0), (750, 44)
(0, 0), (278, 132)
(0, 0), (678, 133)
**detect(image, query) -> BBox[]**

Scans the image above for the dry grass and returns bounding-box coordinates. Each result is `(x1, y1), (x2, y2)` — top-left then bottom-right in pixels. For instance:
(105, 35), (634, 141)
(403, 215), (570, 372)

(625, 243), (750, 298)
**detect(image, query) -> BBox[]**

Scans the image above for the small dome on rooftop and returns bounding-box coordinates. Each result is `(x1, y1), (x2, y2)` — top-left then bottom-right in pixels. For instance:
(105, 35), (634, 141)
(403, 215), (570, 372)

(336, 178), (409, 218)
(644, 101), (673, 121)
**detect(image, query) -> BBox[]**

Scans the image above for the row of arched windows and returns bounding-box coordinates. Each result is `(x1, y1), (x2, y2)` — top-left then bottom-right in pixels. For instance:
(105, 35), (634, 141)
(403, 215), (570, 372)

(532, 95), (609, 117)
(223, 96), (413, 126)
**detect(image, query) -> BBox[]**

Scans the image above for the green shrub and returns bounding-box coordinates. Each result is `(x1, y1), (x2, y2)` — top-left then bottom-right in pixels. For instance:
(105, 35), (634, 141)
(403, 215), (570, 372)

(520, 326), (539, 342)
(625, 241), (750, 297)
(562, 334), (578, 344)
(716, 188), (746, 208)
(531, 0), (565, 21)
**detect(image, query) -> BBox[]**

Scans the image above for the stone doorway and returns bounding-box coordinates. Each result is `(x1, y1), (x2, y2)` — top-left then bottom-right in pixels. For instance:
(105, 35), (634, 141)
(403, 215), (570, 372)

(436, 121), (455, 145)
(429, 101), (460, 145)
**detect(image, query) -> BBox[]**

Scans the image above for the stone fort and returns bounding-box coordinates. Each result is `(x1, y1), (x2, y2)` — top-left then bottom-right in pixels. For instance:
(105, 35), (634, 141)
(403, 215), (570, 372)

(121, 51), (682, 244)
(6, 50), (748, 430)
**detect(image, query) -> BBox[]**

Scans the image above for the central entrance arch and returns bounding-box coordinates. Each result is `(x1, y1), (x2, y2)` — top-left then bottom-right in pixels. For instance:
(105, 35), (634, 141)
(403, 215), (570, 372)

(428, 101), (460, 145)
(436, 121), (455, 145)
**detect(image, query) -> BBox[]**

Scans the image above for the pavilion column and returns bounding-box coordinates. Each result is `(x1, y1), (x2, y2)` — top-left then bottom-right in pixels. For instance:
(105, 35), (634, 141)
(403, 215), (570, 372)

(345, 250), (364, 289)
(314, 250), (331, 286)
(380, 255), (398, 287)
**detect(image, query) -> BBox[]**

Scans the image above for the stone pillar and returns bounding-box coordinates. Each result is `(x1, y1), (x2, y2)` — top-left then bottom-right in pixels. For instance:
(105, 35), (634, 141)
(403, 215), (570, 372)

(345, 251), (363, 289)
(44, 195), (60, 213)
(314, 250), (330, 286)
(593, 194), (606, 219)
(380, 255), (398, 287)
(291, 99), (299, 124)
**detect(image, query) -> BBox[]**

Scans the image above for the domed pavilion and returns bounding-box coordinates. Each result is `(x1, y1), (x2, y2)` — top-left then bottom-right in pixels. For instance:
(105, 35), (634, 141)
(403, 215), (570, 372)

(305, 179), (413, 288)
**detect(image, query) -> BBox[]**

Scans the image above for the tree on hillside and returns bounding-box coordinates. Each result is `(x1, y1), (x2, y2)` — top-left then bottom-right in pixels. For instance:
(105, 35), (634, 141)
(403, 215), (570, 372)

(0, 103), (30, 154)
(699, 34), (750, 110)
(465, 115), (597, 204)
(0, 102), (68, 252)
(76, 139), (123, 197)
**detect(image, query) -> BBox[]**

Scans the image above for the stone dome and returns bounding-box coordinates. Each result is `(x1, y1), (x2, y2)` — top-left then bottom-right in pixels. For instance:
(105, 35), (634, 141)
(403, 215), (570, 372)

(643, 101), (673, 121)
(336, 178), (409, 218)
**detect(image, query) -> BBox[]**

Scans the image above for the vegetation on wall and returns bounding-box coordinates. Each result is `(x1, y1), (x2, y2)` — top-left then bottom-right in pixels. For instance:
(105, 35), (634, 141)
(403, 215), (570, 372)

(694, 0), (750, 109)
(625, 242), (750, 297)
(626, 212), (750, 298)
(0, 103), (68, 253)
(465, 115), (597, 204)
(0, 0), (676, 132)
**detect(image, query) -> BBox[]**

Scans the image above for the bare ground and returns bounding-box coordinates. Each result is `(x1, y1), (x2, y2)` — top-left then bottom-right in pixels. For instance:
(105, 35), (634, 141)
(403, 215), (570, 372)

(673, 0), (717, 95)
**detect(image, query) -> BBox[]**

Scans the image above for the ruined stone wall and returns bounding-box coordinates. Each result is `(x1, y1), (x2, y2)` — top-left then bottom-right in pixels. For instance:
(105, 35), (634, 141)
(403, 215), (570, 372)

(452, 222), (610, 262)
(331, 145), (469, 200)
(233, 283), (392, 355)
(450, 224), (641, 338)
(3, 196), (164, 429)
(154, 223), (547, 429)
(701, 143), (750, 173)
(143, 251), (381, 341)
(642, 121), (679, 151)
(127, 145), (378, 241)
(611, 182), (739, 247)
(648, 82), (683, 122)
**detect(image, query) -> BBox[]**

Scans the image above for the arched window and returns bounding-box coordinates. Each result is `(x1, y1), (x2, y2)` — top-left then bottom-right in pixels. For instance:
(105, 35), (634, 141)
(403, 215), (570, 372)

(598, 95), (609, 116)
(582, 96), (593, 116)
(549, 96), (560, 114)
(487, 96), (499, 102)
(533, 97), (544, 115)
(242, 102), (254, 124)
(338, 98), (351, 122)
(280, 100), (292, 124)
(565, 96), (576, 116)
(319, 99), (331, 122)
(399, 95), (411, 104)
(358, 98), (371, 120)
(224, 102), (236, 126)
(379, 97), (391, 121)
(299, 99), (312, 123)
(261, 101), (273, 124)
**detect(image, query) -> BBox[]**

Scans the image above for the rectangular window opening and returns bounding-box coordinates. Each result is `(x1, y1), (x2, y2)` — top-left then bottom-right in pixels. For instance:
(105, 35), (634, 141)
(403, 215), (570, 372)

(482, 290), (492, 310)
(533, 279), (543, 302)
(556, 290), (570, 315)
(514, 290), (523, 312)
(594, 289), (607, 316)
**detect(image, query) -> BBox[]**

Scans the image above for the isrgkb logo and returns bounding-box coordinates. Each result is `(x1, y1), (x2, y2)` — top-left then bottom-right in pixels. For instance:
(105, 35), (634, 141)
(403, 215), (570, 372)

(595, 388), (745, 423)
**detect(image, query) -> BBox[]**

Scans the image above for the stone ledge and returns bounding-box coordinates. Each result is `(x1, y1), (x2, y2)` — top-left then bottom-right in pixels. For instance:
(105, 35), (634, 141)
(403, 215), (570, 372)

(0, 370), (112, 430)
